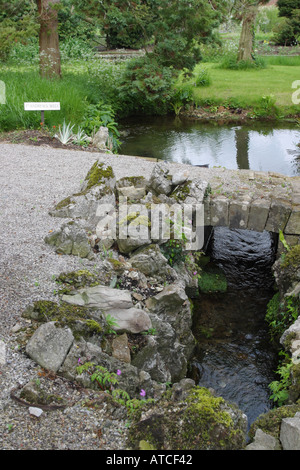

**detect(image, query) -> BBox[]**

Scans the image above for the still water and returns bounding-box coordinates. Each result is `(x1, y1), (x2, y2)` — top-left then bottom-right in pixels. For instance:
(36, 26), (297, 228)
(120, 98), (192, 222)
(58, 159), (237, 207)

(119, 116), (300, 176)
(189, 227), (279, 431)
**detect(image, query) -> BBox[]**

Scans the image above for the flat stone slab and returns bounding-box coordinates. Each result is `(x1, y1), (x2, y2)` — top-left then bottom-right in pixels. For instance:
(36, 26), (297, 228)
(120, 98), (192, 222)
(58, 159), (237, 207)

(25, 322), (74, 373)
(62, 285), (152, 334)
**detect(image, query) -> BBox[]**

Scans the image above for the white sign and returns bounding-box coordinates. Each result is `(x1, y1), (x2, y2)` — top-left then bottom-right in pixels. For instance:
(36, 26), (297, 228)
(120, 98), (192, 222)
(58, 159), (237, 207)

(24, 102), (60, 111)
(0, 81), (5, 104)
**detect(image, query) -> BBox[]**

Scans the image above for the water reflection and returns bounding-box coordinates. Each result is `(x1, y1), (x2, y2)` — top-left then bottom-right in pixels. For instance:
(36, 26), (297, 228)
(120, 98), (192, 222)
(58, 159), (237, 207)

(120, 117), (300, 176)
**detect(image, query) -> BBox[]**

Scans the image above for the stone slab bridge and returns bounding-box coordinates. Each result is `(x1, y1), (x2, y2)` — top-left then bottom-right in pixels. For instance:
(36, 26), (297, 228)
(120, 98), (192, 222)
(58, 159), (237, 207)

(181, 166), (300, 254)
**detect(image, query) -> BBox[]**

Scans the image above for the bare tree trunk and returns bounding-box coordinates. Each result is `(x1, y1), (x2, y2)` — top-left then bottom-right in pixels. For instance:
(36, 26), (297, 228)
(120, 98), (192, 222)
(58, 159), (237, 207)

(37, 0), (61, 78)
(237, 5), (258, 62)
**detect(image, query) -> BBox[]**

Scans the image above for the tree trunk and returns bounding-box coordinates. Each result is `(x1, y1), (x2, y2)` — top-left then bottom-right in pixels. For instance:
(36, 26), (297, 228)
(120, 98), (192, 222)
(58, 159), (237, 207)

(237, 5), (258, 62)
(37, 0), (61, 78)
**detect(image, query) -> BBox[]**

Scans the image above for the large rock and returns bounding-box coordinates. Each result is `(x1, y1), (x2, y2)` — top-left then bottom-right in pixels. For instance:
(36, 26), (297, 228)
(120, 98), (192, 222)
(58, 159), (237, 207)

(280, 412), (300, 450)
(45, 221), (94, 259)
(92, 127), (109, 150)
(49, 161), (116, 225)
(129, 244), (174, 278)
(245, 429), (281, 450)
(148, 162), (173, 196)
(132, 314), (189, 383)
(171, 178), (209, 205)
(280, 316), (300, 364)
(61, 285), (152, 334)
(25, 322), (74, 373)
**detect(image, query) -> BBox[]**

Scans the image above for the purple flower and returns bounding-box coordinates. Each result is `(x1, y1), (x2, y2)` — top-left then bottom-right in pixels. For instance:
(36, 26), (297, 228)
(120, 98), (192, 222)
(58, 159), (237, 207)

(78, 358), (81, 364)
(140, 389), (146, 397)
(117, 369), (121, 376)
(193, 271), (197, 276)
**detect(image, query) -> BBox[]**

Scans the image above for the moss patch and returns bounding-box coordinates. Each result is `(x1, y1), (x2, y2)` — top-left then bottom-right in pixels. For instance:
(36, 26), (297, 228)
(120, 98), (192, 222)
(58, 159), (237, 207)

(249, 403), (300, 441)
(198, 264), (227, 293)
(22, 300), (104, 341)
(281, 245), (300, 270)
(55, 269), (101, 294)
(128, 386), (246, 450)
(83, 161), (114, 191)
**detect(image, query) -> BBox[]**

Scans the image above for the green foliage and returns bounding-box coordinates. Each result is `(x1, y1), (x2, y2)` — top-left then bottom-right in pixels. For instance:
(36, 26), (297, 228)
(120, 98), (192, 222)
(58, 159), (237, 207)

(251, 94), (279, 118)
(219, 53), (267, 70)
(76, 362), (119, 390)
(118, 56), (175, 115)
(160, 237), (187, 266)
(269, 354), (293, 406)
(72, 0), (226, 70)
(194, 68), (211, 87)
(0, 16), (38, 61)
(76, 362), (154, 413)
(81, 101), (121, 152)
(0, 69), (98, 131)
(274, 0), (300, 45)
(198, 265), (227, 294)
(266, 293), (299, 343)
(255, 5), (280, 34)
(104, 314), (119, 335)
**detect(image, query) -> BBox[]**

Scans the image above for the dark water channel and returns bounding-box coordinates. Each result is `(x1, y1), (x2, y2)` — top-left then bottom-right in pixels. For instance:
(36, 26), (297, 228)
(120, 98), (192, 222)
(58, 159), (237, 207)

(119, 116), (300, 176)
(189, 227), (279, 431)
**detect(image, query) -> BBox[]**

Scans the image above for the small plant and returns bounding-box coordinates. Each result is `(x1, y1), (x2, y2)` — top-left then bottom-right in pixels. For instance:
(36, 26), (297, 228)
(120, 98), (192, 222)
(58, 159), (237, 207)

(76, 363), (154, 414)
(266, 293), (299, 342)
(55, 120), (75, 145)
(194, 68), (211, 87)
(72, 126), (89, 146)
(269, 355), (293, 407)
(105, 314), (119, 335)
(76, 362), (119, 391)
(161, 237), (187, 266)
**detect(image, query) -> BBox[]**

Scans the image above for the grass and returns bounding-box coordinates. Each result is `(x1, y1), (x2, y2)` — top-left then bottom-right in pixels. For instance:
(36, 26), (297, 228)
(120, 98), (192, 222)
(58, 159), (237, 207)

(0, 64), (102, 131)
(191, 62), (300, 116)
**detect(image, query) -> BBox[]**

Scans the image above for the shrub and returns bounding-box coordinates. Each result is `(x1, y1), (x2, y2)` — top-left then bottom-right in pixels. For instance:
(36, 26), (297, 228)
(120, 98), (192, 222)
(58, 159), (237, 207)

(118, 56), (175, 116)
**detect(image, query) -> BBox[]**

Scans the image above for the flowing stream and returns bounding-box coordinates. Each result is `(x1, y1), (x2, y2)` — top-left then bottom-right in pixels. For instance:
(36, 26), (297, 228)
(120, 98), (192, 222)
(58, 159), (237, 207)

(189, 227), (279, 431)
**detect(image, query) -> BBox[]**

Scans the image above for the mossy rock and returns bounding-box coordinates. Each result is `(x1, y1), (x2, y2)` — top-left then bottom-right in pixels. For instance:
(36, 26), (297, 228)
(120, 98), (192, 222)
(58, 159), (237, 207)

(82, 161), (115, 191)
(116, 176), (146, 188)
(127, 386), (246, 450)
(55, 269), (101, 294)
(249, 403), (300, 442)
(22, 300), (104, 341)
(281, 245), (300, 270)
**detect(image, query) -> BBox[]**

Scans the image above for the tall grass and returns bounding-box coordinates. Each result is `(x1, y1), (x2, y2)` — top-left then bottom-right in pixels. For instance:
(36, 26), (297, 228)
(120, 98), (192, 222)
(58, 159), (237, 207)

(0, 68), (103, 131)
(262, 55), (300, 66)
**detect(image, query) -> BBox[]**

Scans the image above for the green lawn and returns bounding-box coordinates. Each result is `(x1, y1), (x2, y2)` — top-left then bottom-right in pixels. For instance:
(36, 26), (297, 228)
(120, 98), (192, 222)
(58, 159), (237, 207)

(192, 63), (300, 116)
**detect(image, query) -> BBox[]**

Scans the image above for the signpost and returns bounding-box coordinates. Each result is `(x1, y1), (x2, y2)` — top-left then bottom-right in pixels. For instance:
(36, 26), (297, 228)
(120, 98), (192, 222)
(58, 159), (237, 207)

(24, 102), (61, 124)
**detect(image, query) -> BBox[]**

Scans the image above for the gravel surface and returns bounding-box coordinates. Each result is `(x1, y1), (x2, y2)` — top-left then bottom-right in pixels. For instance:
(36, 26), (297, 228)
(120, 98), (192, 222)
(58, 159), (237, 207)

(0, 143), (209, 451)
(0, 143), (159, 450)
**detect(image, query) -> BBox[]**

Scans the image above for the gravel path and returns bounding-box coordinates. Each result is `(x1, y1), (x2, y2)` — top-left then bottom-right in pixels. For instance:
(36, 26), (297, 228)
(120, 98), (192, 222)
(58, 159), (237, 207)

(0, 143), (165, 450)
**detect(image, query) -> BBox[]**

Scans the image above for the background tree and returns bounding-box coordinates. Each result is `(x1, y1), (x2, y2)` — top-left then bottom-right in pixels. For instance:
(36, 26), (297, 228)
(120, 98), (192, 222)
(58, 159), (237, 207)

(72, 0), (227, 69)
(273, 0), (300, 45)
(0, 0), (38, 61)
(36, 0), (62, 78)
(232, 0), (270, 62)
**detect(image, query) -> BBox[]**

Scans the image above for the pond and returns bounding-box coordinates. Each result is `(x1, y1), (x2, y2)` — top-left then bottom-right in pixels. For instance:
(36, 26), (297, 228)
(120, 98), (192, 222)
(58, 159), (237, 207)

(119, 116), (300, 176)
